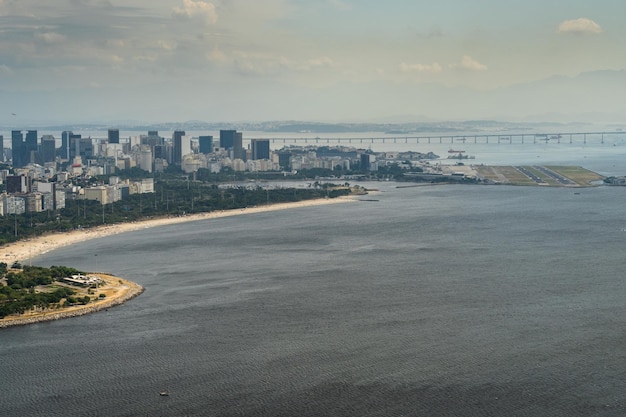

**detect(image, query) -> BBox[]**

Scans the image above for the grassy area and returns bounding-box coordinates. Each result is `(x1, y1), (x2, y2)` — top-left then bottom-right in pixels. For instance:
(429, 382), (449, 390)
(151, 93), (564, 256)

(474, 165), (604, 187)
(546, 166), (604, 186)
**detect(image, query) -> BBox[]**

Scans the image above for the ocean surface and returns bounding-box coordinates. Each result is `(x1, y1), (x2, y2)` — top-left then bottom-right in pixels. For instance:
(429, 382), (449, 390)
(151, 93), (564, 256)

(3, 147), (626, 416)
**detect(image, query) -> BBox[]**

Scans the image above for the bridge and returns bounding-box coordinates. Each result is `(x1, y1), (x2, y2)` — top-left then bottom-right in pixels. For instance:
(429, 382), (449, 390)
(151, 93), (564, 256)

(249, 131), (624, 146)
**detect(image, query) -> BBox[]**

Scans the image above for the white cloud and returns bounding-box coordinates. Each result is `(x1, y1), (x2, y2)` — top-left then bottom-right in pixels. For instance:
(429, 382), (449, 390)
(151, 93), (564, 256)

(35, 32), (67, 44)
(207, 46), (228, 64)
(173, 0), (217, 25)
(450, 55), (487, 71)
(306, 56), (334, 68)
(399, 62), (443, 74)
(558, 18), (603, 35)
(157, 40), (178, 51)
(226, 51), (336, 76)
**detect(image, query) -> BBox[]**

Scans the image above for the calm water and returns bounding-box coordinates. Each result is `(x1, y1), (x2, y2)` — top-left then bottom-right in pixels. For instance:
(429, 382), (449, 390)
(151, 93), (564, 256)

(3, 179), (626, 416)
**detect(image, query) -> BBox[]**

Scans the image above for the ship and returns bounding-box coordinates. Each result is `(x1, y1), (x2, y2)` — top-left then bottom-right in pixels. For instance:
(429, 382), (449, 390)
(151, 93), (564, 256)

(448, 149), (465, 153)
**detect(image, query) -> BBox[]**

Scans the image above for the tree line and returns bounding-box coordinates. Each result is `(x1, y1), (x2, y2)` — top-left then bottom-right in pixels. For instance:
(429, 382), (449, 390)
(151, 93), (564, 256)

(0, 179), (352, 245)
(0, 264), (84, 319)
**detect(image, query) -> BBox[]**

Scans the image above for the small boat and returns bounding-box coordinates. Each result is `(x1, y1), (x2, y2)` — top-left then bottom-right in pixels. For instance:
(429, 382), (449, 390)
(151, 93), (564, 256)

(159, 390), (169, 396)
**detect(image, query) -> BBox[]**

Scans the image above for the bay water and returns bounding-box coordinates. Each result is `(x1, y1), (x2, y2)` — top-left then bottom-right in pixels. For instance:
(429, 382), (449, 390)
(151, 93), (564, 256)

(2, 148), (626, 415)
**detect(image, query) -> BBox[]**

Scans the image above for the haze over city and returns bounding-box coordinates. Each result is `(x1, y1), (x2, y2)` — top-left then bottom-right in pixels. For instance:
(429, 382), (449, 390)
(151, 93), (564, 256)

(1, 1), (626, 124)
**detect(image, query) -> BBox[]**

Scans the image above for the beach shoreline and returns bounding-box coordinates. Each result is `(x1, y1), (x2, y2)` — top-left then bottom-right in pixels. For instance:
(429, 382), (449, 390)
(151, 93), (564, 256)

(1, 196), (356, 264)
(0, 196), (356, 328)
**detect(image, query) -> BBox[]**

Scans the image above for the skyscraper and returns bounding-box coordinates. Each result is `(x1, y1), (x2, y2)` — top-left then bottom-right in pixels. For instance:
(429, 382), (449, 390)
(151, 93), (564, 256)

(61, 131), (80, 160)
(199, 135), (213, 154)
(251, 139), (270, 160)
(41, 135), (56, 163)
(219, 130), (235, 150)
(11, 130), (24, 168)
(61, 131), (71, 160)
(0, 135), (4, 162)
(108, 129), (120, 144)
(25, 130), (39, 165)
(233, 132), (244, 160)
(70, 138), (94, 163)
(172, 130), (186, 165)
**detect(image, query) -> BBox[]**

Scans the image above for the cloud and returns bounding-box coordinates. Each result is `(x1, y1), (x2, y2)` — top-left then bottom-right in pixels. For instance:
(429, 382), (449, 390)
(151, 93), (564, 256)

(226, 51), (336, 76)
(173, 0), (217, 25)
(35, 32), (67, 44)
(450, 55), (487, 71)
(157, 40), (178, 51)
(399, 62), (443, 74)
(557, 18), (603, 35)
(306, 56), (334, 68)
(0, 64), (12, 75)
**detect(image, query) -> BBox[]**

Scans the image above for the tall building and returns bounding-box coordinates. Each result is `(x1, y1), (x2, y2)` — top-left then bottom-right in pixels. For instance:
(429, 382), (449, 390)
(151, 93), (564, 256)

(233, 131), (244, 160)
(70, 137), (94, 162)
(199, 135), (213, 154)
(172, 130), (186, 165)
(41, 135), (56, 163)
(25, 130), (38, 155)
(0, 135), (4, 162)
(154, 144), (166, 160)
(139, 146), (153, 173)
(61, 131), (71, 160)
(277, 151), (291, 170)
(11, 130), (25, 168)
(61, 131), (80, 160)
(251, 139), (270, 160)
(108, 129), (120, 144)
(145, 131), (162, 147)
(221, 130), (245, 159)
(219, 130), (235, 150)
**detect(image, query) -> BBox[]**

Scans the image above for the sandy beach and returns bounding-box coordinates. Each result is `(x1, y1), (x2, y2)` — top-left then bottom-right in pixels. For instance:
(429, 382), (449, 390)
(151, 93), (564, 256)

(0, 197), (356, 328)
(1, 196), (356, 264)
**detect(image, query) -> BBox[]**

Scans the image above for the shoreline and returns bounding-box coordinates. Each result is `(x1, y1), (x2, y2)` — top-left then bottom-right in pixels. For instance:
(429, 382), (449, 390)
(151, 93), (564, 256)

(1, 196), (356, 264)
(0, 196), (356, 329)
(0, 274), (144, 329)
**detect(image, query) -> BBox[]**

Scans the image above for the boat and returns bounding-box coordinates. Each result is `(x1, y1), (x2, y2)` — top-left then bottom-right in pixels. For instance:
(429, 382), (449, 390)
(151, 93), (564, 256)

(159, 390), (169, 396)
(448, 149), (465, 153)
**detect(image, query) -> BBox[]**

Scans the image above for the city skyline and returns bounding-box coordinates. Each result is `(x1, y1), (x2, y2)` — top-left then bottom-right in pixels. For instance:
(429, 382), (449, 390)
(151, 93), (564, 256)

(1, 1), (626, 124)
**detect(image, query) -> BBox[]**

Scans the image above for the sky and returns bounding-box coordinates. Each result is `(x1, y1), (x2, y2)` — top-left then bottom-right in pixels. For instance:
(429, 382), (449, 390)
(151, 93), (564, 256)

(1, 0), (626, 124)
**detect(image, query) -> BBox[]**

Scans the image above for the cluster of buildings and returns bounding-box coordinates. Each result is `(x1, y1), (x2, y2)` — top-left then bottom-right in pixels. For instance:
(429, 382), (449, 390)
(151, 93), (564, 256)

(0, 168), (154, 215)
(2, 128), (274, 175)
(0, 128), (441, 215)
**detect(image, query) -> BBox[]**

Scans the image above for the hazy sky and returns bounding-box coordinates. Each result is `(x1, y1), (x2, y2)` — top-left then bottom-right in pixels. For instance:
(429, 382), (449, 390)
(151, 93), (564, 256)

(1, 0), (626, 123)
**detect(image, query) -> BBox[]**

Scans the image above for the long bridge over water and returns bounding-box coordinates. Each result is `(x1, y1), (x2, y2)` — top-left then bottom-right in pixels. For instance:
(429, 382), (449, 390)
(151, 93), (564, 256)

(251, 131), (625, 146)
